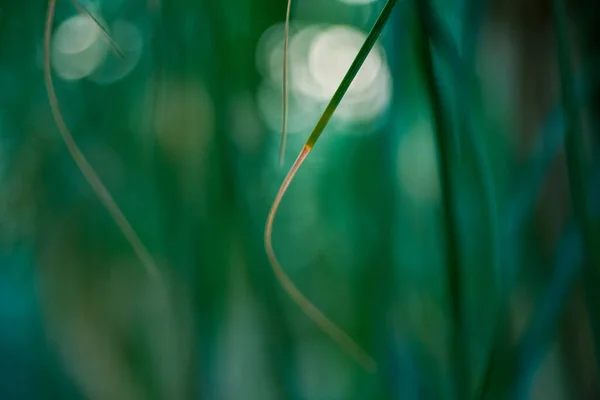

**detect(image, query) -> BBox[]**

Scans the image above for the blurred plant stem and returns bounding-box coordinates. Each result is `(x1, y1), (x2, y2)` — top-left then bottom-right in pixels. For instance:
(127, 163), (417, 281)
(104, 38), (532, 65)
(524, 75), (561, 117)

(552, 0), (600, 377)
(415, 1), (468, 398)
(421, 6), (508, 396)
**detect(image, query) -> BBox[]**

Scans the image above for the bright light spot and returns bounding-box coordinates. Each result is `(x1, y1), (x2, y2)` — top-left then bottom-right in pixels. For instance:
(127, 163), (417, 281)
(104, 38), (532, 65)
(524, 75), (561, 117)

(255, 23), (391, 136)
(51, 15), (107, 81)
(308, 25), (382, 100)
(285, 25), (329, 100)
(255, 22), (287, 83)
(334, 65), (391, 124)
(53, 15), (100, 54)
(397, 120), (440, 202)
(88, 20), (144, 85)
(256, 81), (321, 136)
(257, 23), (323, 93)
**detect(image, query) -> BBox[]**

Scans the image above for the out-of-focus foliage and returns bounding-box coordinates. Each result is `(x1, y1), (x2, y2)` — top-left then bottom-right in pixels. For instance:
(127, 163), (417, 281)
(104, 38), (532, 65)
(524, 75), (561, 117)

(0, 0), (599, 399)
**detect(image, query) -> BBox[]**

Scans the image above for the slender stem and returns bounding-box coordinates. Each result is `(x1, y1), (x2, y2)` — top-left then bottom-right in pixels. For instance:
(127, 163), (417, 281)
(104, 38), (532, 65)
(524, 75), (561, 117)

(278, 0), (292, 167)
(45, 0), (161, 282)
(265, 0), (399, 371)
(265, 146), (377, 372)
(456, 1), (509, 396)
(552, 0), (600, 373)
(416, 1), (468, 398)
(304, 0), (398, 150)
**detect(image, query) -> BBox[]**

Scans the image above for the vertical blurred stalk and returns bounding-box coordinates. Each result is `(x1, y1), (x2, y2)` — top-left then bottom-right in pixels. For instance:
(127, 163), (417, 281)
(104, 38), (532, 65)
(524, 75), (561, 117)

(415, 1), (468, 398)
(375, 5), (409, 397)
(552, 0), (600, 376)
(458, 1), (511, 396)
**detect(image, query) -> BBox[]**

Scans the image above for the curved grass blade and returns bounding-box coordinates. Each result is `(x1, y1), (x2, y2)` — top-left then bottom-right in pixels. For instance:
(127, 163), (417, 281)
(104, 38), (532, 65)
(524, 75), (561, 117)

(44, 0), (162, 281)
(423, 0), (501, 300)
(415, 0), (468, 397)
(278, 0), (292, 167)
(70, 0), (125, 58)
(265, 0), (399, 372)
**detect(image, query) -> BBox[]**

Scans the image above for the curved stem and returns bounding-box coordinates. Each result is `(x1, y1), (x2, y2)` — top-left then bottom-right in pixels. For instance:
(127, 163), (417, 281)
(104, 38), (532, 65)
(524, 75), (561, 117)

(265, 0), (399, 372)
(265, 145), (376, 372)
(44, 0), (161, 281)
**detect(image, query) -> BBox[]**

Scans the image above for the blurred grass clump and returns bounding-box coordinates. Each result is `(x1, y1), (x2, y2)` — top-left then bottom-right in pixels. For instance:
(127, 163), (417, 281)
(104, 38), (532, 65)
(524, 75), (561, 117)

(1, 0), (600, 399)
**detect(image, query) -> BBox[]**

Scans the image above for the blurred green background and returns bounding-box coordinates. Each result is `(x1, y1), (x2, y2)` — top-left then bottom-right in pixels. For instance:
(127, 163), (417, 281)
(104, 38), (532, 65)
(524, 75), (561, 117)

(1, 0), (599, 398)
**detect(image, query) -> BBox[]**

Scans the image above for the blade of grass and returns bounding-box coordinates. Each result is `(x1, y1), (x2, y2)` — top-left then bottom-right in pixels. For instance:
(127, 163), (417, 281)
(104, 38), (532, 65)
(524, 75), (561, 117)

(425, 0), (501, 309)
(265, 0), (399, 372)
(474, 223), (582, 399)
(70, 0), (125, 58)
(278, 0), (292, 167)
(425, 5), (500, 296)
(44, 0), (162, 281)
(415, 1), (468, 397)
(552, 0), (600, 373)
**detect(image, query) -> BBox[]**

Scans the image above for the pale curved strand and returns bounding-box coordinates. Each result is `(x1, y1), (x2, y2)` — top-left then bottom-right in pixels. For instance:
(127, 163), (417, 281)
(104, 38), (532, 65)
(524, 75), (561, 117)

(70, 0), (125, 58)
(265, 145), (377, 372)
(44, 0), (161, 281)
(278, 0), (292, 167)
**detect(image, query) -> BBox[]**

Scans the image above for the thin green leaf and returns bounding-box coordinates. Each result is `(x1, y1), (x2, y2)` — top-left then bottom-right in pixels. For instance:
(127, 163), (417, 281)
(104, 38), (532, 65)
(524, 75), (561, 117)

(416, 0), (469, 397)
(278, 0), (292, 167)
